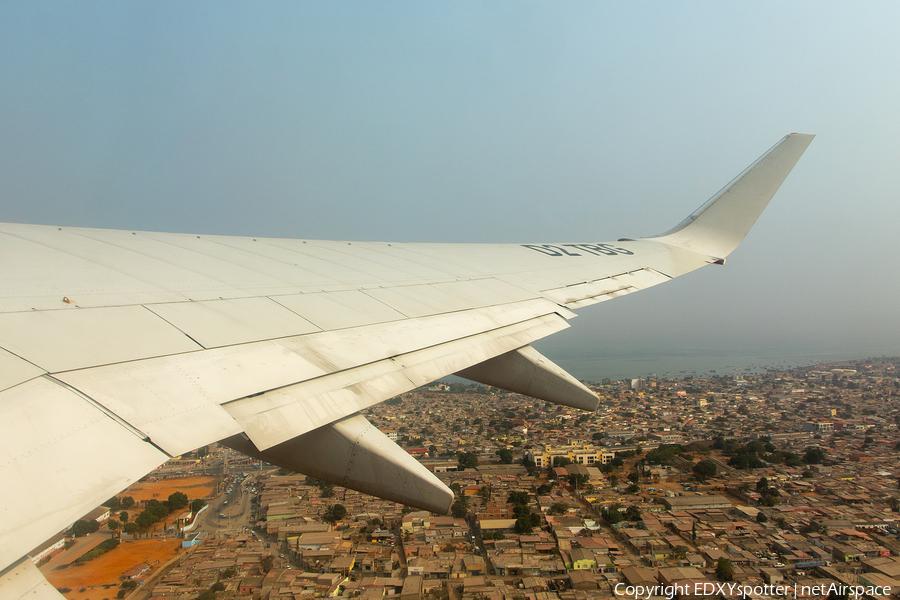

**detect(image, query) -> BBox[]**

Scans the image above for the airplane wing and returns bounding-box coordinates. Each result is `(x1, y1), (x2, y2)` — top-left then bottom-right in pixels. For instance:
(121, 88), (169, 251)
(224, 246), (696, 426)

(0, 133), (813, 594)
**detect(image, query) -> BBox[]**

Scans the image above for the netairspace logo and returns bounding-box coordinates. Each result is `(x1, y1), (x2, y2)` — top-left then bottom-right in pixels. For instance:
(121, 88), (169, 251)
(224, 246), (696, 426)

(613, 582), (892, 599)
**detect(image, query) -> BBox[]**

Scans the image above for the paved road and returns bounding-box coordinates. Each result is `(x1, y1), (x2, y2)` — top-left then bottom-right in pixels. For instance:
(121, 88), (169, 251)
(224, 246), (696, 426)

(198, 476), (255, 534)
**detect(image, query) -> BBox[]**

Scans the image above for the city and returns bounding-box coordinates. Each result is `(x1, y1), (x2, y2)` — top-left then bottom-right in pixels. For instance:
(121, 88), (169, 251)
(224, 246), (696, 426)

(35, 356), (900, 599)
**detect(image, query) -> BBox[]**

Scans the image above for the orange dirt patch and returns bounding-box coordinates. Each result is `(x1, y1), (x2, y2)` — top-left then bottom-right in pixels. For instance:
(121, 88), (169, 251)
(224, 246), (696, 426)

(122, 476), (218, 503)
(45, 539), (182, 600)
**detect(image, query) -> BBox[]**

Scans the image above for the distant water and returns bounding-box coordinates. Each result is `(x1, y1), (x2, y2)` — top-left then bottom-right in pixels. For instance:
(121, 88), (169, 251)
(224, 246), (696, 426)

(548, 347), (900, 382)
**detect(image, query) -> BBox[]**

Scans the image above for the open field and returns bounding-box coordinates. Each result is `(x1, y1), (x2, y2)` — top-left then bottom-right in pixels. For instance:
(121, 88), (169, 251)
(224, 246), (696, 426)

(44, 539), (182, 600)
(122, 475), (218, 502)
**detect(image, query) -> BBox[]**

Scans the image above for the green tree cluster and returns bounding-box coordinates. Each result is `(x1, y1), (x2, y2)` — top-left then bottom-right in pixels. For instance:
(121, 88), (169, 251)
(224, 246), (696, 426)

(74, 538), (119, 563)
(506, 492), (539, 533)
(71, 519), (100, 537)
(644, 444), (685, 465)
(715, 557), (734, 581)
(804, 446), (826, 464)
(457, 451), (479, 470)
(756, 477), (780, 506)
(692, 459), (717, 482)
(450, 496), (469, 518)
(547, 502), (568, 516)
(132, 491), (193, 533)
(623, 506), (642, 521)
(323, 504), (347, 524)
(601, 505), (623, 524)
(260, 555), (275, 573)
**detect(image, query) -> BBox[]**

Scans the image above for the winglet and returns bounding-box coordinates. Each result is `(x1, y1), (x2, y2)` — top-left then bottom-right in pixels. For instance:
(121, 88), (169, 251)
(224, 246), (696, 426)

(650, 133), (815, 259)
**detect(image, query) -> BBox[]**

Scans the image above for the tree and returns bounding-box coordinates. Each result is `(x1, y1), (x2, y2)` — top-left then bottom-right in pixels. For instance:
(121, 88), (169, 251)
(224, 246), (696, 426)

(548, 502), (569, 516)
(70, 519), (91, 537)
(120, 496), (135, 509)
(693, 460), (717, 482)
(72, 519), (99, 537)
(108, 520), (120, 536)
(260, 554), (275, 573)
(167, 491), (189, 511)
(757, 477), (769, 493)
(220, 566), (238, 579)
(323, 504), (347, 523)
(756, 512), (768, 523)
(568, 473), (589, 489)
(760, 493), (779, 507)
(715, 557), (734, 582)
(507, 491), (530, 506)
(624, 506), (641, 521)
(497, 448), (514, 464)
(514, 510), (540, 534)
(804, 446), (826, 465)
(480, 485), (491, 502)
(602, 506), (623, 524)
(450, 497), (469, 518)
(135, 511), (156, 529)
(146, 499), (168, 520)
(119, 511), (128, 523)
(457, 451), (479, 470)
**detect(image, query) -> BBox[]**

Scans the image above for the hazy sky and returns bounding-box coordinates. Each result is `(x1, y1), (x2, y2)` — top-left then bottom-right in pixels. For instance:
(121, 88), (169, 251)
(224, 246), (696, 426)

(3, 2), (899, 378)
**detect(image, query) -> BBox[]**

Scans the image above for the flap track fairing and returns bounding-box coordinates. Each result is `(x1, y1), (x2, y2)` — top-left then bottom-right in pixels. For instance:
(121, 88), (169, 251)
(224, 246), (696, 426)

(455, 345), (598, 411)
(222, 414), (454, 514)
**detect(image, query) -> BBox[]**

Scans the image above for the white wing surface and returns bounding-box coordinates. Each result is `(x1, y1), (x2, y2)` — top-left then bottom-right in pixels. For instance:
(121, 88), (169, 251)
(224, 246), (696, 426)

(0, 133), (813, 592)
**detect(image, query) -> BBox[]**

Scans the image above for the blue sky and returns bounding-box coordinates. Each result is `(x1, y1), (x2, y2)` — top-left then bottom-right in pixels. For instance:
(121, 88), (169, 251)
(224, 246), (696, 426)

(3, 2), (899, 377)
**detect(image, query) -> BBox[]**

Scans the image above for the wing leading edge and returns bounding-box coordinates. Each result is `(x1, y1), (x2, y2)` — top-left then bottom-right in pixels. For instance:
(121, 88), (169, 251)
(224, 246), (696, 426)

(0, 134), (813, 589)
